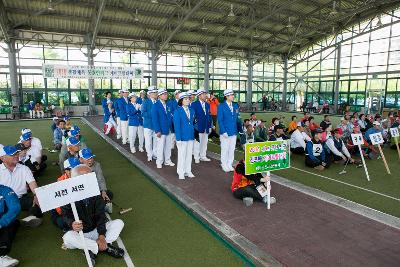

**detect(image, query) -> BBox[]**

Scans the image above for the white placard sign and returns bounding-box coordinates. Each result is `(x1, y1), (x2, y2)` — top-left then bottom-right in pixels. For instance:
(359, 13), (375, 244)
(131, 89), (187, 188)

(35, 172), (100, 212)
(390, 127), (399, 138)
(370, 132), (384, 145)
(351, 133), (364, 146)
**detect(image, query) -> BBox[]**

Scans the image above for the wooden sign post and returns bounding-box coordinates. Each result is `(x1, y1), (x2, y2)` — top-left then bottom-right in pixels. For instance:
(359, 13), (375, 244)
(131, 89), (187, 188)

(370, 132), (391, 174)
(351, 133), (370, 181)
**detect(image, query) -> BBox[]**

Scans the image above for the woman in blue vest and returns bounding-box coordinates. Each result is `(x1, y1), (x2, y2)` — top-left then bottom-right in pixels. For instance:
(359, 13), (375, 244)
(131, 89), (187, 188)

(217, 89), (241, 172)
(126, 93), (142, 154)
(102, 91), (117, 135)
(173, 92), (195, 180)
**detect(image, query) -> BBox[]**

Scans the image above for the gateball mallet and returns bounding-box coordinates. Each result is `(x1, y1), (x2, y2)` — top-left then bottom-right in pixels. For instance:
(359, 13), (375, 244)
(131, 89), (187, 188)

(339, 159), (350, 175)
(112, 201), (133, 215)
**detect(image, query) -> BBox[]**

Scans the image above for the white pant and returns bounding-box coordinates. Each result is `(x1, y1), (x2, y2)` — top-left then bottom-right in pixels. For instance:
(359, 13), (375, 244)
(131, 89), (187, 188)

(120, 120), (128, 144)
(156, 134), (172, 166)
(144, 128), (157, 160)
(116, 117), (121, 139)
(193, 133), (208, 161)
(220, 135), (236, 169)
(36, 110), (44, 118)
(62, 219), (124, 255)
(105, 117), (117, 134)
(170, 133), (176, 149)
(29, 110), (34, 118)
(128, 125), (144, 152)
(176, 141), (194, 176)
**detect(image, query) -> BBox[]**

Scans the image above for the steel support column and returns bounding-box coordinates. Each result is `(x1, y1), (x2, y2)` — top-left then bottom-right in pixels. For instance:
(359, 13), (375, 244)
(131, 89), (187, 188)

(246, 52), (253, 109)
(150, 41), (158, 86)
(334, 43), (341, 114)
(282, 57), (288, 111)
(87, 45), (97, 115)
(7, 40), (20, 109)
(203, 45), (210, 92)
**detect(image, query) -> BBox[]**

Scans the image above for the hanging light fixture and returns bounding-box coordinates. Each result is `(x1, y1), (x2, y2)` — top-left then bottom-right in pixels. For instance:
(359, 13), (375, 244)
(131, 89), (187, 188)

(228, 4), (235, 17)
(201, 19), (208, 30)
(134, 9), (139, 22)
(286, 17), (293, 28)
(47, 0), (55, 11)
(253, 29), (260, 38)
(376, 15), (383, 27)
(330, 1), (338, 15)
(151, 0), (158, 4)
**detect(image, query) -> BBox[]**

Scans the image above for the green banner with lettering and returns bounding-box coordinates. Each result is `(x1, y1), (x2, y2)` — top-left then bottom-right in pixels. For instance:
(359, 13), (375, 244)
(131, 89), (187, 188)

(244, 141), (290, 175)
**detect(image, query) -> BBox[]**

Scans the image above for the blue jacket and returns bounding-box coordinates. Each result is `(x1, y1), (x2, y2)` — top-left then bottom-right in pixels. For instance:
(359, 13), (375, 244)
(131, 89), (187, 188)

(141, 98), (155, 130)
(114, 97), (120, 118)
(137, 97), (145, 105)
(116, 97), (129, 121)
(191, 100), (212, 133)
(217, 101), (240, 136)
(364, 127), (380, 142)
(126, 103), (141, 127)
(167, 99), (179, 115)
(53, 127), (63, 145)
(173, 106), (195, 141)
(102, 98), (115, 123)
(28, 103), (35, 111)
(152, 100), (173, 135)
(306, 140), (326, 163)
(0, 185), (21, 228)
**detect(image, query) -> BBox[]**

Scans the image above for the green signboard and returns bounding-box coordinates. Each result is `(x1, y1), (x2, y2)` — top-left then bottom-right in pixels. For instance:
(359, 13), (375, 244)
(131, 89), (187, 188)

(244, 141), (290, 175)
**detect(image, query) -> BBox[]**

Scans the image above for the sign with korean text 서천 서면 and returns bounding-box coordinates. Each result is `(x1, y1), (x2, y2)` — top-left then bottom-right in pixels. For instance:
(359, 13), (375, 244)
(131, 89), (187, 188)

(244, 140), (290, 175)
(35, 172), (100, 213)
(42, 64), (143, 80)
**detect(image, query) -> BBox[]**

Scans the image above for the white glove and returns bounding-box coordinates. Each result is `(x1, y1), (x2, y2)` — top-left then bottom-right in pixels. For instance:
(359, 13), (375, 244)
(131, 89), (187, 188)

(209, 128), (212, 133)
(222, 133), (228, 139)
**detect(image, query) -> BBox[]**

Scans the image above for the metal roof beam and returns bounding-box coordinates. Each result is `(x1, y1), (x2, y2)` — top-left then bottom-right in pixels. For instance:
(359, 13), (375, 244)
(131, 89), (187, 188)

(0, 0), (11, 43)
(88, 0), (106, 50)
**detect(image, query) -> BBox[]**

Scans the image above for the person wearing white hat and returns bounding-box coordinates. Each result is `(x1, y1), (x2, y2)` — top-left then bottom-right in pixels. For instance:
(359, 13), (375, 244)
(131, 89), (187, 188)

(137, 90), (146, 105)
(28, 100), (35, 118)
(127, 93), (144, 153)
(21, 128), (43, 152)
(114, 90), (123, 139)
(142, 86), (158, 161)
(191, 89), (212, 163)
(290, 122), (311, 154)
(152, 88), (175, 168)
(218, 89), (240, 172)
(167, 90), (181, 149)
(173, 92), (195, 179)
(116, 89), (130, 144)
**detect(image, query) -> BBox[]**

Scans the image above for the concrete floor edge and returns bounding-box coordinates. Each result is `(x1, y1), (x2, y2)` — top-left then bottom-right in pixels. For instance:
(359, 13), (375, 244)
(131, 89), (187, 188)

(81, 117), (282, 267)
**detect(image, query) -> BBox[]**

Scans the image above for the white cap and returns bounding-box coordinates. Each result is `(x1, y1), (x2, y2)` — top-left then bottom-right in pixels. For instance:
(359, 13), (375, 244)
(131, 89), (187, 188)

(121, 89), (129, 93)
(147, 86), (157, 94)
(297, 121), (304, 127)
(174, 90), (181, 95)
(139, 89), (145, 94)
(128, 92), (137, 98)
(52, 116), (59, 121)
(0, 144), (4, 157)
(179, 92), (188, 99)
(373, 121), (380, 126)
(118, 89), (123, 93)
(21, 128), (31, 135)
(223, 89), (234, 96)
(187, 90), (194, 96)
(196, 89), (206, 96)
(157, 88), (167, 96)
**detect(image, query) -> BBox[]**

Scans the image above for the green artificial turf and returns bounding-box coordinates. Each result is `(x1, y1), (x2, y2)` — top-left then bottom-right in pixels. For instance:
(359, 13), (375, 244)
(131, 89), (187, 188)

(0, 120), (248, 267)
(208, 111), (400, 218)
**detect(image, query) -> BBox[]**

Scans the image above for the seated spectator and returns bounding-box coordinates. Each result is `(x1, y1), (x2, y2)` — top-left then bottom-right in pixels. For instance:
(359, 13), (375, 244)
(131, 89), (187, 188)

(62, 165), (125, 265)
(242, 119), (250, 133)
(231, 159), (275, 205)
(34, 101), (44, 119)
(28, 100), (35, 119)
(338, 117), (351, 140)
(51, 157), (81, 231)
(287, 115), (297, 134)
(269, 125), (288, 141)
(268, 117), (280, 135)
(51, 116), (59, 133)
(240, 125), (255, 149)
(303, 120), (312, 138)
(53, 119), (66, 150)
(308, 116), (319, 131)
(64, 116), (72, 130)
(365, 121), (381, 145)
(249, 113), (260, 129)
(18, 132), (47, 178)
(0, 184), (21, 266)
(290, 122), (311, 154)
(0, 145), (42, 227)
(78, 148), (113, 203)
(320, 115), (332, 130)
(21, 128), (42, 152)
(305, 129), (330, 170)
(254, 120), (268, 142)
(321, 124), (332, 143)
(59, 137), (81, 173)
(301, 112), (310, 123)
(325, 128), (355, 164)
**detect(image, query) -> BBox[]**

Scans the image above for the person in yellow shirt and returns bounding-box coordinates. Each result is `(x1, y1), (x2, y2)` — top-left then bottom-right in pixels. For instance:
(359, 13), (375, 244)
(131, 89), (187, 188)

(288, 115), (298, 134)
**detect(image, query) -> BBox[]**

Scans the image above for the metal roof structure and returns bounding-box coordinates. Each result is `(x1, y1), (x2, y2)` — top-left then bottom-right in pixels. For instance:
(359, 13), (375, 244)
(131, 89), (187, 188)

(1, 0), (400, 61)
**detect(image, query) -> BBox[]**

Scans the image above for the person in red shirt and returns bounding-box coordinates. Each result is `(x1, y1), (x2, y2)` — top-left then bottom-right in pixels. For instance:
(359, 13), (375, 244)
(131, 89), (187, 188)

(207, 92), (220, 139)
(231, 160), (276, 205)
(308, 116), (319, 131)
(301, 112), (310, 123)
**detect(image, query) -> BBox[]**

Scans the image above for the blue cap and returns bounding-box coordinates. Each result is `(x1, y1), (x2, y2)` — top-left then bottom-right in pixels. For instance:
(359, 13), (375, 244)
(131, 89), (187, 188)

(66, 137), (80, 146)
(72, 125), (81, 132)
(79, 148), (95, 159)
(2, 146), (19, 156)
(63, 157), (80, 170)
(69, 129), (80, 137)
(63, 116), (70, 121)
(20, 132), (32, 141)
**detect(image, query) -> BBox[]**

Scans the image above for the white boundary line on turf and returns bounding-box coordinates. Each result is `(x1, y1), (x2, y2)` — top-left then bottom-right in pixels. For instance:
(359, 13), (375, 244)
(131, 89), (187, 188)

(105, 213), (135, 267)
(291, 166), (400, 202)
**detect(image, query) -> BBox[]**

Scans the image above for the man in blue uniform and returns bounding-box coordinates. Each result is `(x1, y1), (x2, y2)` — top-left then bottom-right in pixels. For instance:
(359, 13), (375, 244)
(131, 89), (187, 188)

(116, 89), (130, 144)
(141, 86), (158, 162)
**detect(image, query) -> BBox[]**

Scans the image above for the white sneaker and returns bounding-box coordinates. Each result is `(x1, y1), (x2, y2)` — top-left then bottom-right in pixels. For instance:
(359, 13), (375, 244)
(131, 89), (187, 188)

(165, 162), (175, 167)
(222, 166), (230, 173)
(0, 255), (19, 267)
(178, 174), (185, 180)
(186, 173), (195, 178)
(194, 159), (200, 164)
(200, 157), (211, 162)
(157, 164), (162, 169)
(130, 149), (136, 154)
(21, 215), (42, 228)
(147, 158), (152, 162)
(139, 148), (144, 152)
